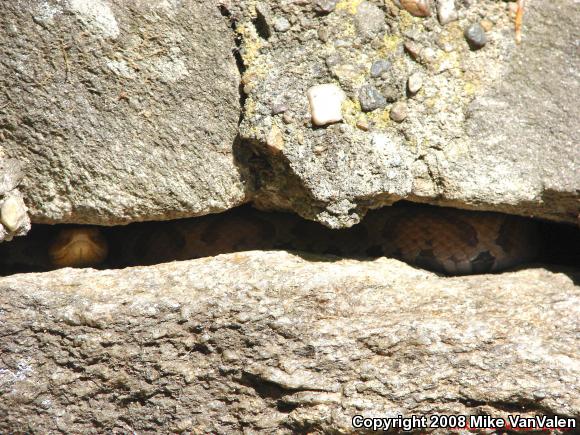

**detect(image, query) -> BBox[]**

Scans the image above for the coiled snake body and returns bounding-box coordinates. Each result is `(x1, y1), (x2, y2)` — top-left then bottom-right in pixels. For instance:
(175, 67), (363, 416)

(1, 204), (539, 276)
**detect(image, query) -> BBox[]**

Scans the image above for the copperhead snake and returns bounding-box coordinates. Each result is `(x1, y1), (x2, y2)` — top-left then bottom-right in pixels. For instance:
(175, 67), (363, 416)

(0, 204), (539, 276)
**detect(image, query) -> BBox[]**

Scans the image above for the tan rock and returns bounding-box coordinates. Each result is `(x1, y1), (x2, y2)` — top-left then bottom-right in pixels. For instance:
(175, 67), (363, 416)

(0, 195), (28, 232)
(0, 252), (578, 432)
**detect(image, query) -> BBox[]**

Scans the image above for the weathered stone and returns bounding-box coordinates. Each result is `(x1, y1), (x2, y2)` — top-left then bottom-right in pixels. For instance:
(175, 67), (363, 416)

(358, 84), (387, 112)
(437, 0), (458, 25)
(0, 158), (24, 196)
(0, 252), (578, 432)
(0, 195), (28, 232)
(0, 0), (244, 225)
(407, 72), (423, 94)
(314, 0), (338, 14)
(390, 101), (409, 122)
(0, 157), (30, 241)
(455, 0), (579, 223)
(400, 0), (431, 17)
(233, 0), (578, 226)
(464, 22), (488, 49)
(307, 84), (345, 126)
(370, 59), (392, 78)
(354, 2), (385, 39)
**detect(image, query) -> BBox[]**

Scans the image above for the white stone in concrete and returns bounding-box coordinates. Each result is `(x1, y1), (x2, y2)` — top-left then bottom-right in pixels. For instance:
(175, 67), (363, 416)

(307, 84), (345, 126)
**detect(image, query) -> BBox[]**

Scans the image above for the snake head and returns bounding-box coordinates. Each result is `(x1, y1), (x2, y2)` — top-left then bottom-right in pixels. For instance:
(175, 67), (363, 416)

(48, 227), (108, 268)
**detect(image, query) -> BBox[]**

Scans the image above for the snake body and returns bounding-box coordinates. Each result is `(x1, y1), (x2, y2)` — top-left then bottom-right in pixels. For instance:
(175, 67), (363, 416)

(0, 204), (540, 276)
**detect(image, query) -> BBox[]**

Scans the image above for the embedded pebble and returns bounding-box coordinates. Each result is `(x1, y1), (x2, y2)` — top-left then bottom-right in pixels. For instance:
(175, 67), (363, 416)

(390, 102), (408, 122)
(404, 41), (422, 61)
(356, 119), (370, 131)
(407, 72), (423, 94)
(273, 17), (290, 33)
(0, 196), (28, 232)
(464, 23), (487, 50)
(266, 125), (284, 152)
(358, 84), (387, 112)
(400, 0), (431, 17)
(307, 83), (345, 126)
(270, 101), (288, 115)
(437, 0), (458, 25)
(355, 2), (385, 39)
(480, 19), (494, 32)
(421, 47), (437, 64)
(370, 59), (391, 78)
(314, 0), (338, 14)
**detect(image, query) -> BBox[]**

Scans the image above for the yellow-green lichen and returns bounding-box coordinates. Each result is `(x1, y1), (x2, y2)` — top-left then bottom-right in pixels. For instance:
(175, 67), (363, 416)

(237, 22), (264, 67)
(463, 81), (478, 97)
(377, 34), (402, 58)
(438, 22), (464, 47)
(338, 20), (357, 39)
(367, 108), (392, 128)
(433, 50), (461, 75)
(341, 98), (362, 126)
(243, 96), (258, 120)
(397, 10), (421, 32)
(336, 0), (365, 15)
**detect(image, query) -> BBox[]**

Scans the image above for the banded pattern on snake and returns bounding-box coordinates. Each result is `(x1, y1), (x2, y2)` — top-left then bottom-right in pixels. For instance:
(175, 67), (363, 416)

(0, 203), (540, 276)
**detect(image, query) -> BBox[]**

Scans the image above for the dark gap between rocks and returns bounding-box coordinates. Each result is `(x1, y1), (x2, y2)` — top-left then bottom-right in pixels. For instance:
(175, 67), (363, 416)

(218, 4), (247, 125)
(0, 203), (578, 278)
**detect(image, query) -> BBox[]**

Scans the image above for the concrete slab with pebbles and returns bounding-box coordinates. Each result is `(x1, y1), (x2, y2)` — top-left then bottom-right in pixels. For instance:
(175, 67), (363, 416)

(1, 0), (244, 225)
(231, 0), (578, 226)
(2, 0), (578, 230)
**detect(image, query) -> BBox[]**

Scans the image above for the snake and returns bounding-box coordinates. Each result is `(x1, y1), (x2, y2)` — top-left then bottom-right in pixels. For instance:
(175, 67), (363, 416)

(0, 203), (540, 276)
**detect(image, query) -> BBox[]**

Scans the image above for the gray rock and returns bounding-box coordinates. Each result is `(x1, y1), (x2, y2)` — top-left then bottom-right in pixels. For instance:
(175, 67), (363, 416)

(354, 1), (385, 40)
(314, 0), (338, 14)
(0, 158), (23, 197)
(390, 101), (408, 122)
(370, 59), (392, 78)
(0, 0), (244, 225)
(464, 22), (488, 50)
(0, 252), (578, 432)
(407, 72), (423, 94)
(273, 16), (291, 33)
(437, 0), (458, 25)
(455, 0), (579, 223)
(358, 84), (388, 112)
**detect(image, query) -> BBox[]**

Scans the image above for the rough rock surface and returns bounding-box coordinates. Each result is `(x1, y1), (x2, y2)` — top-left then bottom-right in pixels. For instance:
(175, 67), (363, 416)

(459, 0), (579, 224)
(0, 155), (30, 241)
(231, 0), (579, 227)
(1, 251), (578, 433)
(0, 0), (244, 225)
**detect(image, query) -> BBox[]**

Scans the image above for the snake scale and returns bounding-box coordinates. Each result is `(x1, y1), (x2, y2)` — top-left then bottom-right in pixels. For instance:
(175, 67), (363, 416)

(0, 203), (540, 276)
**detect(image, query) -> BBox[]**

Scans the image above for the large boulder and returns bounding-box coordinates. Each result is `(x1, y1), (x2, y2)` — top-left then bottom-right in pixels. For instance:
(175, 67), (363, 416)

(0, 0), (244, 225)
(0, 252), (578, 432)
